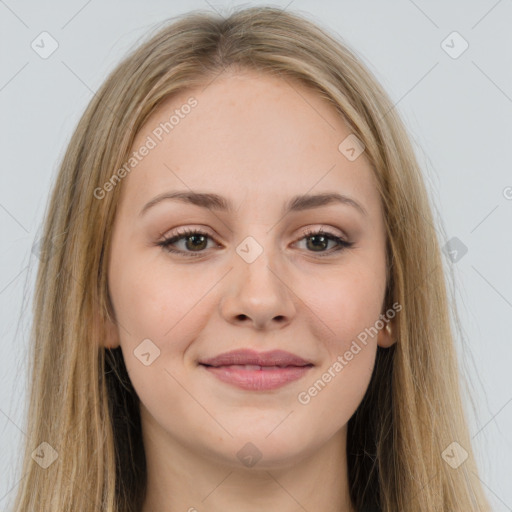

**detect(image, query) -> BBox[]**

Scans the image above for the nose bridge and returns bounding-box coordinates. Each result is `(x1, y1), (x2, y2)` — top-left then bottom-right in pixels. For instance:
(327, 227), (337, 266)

(219, 227), (296, 329)
(236, 231), (283, 297)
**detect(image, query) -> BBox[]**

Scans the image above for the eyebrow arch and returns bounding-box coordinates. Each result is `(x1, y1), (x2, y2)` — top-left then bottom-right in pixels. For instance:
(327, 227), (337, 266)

(139, 190), (368, 217)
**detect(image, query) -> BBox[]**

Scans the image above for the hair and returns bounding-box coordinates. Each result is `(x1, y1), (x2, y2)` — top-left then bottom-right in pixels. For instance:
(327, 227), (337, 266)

(10, 6), (491, 512)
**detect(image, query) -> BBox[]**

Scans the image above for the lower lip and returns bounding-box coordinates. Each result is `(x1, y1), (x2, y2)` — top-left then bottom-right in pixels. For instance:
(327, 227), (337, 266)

(201, 364), (313, 391)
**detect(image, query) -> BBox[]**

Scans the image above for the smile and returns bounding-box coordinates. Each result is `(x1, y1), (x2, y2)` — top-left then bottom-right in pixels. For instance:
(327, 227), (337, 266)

(200, 363), (314, 391)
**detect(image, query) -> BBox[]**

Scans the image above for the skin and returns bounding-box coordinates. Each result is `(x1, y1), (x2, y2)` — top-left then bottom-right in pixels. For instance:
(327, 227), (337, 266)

(105, 68), (396, 512)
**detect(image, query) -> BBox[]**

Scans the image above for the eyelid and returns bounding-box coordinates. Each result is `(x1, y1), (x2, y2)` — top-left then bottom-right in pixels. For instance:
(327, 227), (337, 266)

(159, 225), (345, 245)
(158, 224), (215, 239)
(298, 224), (347, 240)
(157, 224), (354, 259)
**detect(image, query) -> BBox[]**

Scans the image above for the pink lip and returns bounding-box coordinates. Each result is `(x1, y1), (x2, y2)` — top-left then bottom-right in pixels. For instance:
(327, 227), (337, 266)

(199, 349), (312, 367)
(199, 349), (314, 391)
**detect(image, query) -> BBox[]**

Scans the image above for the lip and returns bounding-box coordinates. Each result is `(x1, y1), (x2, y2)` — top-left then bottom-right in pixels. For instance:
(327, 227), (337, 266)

(199, 349), (314, 391)
(199, 349), (312, 367)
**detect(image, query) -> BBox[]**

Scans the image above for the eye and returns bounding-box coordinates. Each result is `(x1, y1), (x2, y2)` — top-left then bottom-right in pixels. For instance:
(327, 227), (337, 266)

(157, 227), (354, 258)
(293, 227), (354, 257)
(157, 228), (218, 257)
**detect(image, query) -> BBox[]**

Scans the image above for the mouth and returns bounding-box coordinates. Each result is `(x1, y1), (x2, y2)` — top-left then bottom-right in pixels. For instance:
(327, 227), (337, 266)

(200, 364), (313, 391)
(200, 363), (313, 370)
(199, 348), (313, 368)
(198, 349), (314, 391)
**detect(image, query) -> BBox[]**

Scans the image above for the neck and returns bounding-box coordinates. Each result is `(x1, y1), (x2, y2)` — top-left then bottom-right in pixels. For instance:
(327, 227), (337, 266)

(140, 406), (356, 512)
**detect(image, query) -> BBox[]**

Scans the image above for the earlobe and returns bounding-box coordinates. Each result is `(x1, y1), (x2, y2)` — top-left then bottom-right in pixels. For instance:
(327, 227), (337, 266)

(104, 316), (121, 349)
(98, 306), (121, 349)
(377, 321), (397, 348)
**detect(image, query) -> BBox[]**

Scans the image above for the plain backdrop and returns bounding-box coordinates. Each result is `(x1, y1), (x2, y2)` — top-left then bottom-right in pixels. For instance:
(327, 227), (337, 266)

(1, 0), (511, 510)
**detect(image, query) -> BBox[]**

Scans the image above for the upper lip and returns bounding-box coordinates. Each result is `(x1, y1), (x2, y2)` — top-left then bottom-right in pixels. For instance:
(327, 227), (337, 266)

(199, 349), (313, 367)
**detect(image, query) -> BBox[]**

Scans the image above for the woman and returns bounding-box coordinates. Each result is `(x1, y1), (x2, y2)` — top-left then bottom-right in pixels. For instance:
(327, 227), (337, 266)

(11, 6), (491, 512)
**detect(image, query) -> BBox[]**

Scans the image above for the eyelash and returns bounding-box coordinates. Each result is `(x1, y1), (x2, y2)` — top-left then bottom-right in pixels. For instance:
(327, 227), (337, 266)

(157, 227), (354, 258)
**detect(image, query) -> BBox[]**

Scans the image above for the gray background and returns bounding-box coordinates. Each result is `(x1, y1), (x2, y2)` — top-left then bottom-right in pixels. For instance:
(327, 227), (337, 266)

(1, 0), (511, 510)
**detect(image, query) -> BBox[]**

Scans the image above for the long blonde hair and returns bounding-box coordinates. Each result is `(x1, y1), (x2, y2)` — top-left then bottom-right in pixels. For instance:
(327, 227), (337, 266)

(10, 6), (491, 511)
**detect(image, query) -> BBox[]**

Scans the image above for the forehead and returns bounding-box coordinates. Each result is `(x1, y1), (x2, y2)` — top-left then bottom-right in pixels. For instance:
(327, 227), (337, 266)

(121, 70), (380, 216)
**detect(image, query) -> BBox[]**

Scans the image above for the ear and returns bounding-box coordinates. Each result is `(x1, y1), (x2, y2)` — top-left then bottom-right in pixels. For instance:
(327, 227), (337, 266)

(377, 321), (397, 348)
(96, 305), (121, 349)
(103, 314), (121, 349)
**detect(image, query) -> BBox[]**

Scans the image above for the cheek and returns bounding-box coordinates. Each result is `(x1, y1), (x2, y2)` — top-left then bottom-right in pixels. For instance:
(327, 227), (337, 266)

(109, 261), (205, 401)
(298, 344), (375, 436)
(109, 266), (166, 337)
(297, 262), (386, 348)
(295, 269), (380, 422)
(109, 254), (217, 355)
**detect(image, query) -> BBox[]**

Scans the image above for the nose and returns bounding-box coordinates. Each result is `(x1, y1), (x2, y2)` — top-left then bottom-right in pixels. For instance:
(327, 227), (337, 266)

(219, 244), (296, 331)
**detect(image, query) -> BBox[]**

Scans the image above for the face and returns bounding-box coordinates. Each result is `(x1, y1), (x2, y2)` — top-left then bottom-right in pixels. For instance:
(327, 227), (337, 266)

(106, 69), (394, 469)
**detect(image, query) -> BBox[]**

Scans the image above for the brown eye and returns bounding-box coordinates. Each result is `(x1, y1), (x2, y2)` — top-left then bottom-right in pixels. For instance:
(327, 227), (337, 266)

(305, 233), (330, 251)
(182, 233), (208, 251)
(296, 228), (354, 256)
(157, 228), (217, 257)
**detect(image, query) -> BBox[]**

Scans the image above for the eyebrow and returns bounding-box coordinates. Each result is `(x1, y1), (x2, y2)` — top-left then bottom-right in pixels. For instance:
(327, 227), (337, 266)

(139, 190), (368, 217)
